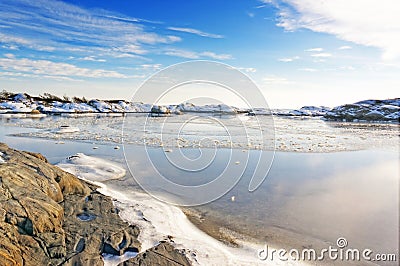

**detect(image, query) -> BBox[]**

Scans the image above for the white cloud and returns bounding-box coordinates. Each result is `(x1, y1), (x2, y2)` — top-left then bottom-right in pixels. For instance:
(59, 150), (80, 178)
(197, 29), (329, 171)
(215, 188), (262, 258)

(165, 49), (232, 60)
(340, 66), (355, 71)
(338, 45), (352, 50)
(311, 53), (332, 58)
(236, 67), (257, 73)
(263, 75), (292, 84)
(305, 48), (323, 52)
(269, 0), (400, 60)
(114, 44), (148, 55)
(140, 64), (163, 71)
(0, 0), (180, 58)
(200, 51), (233, 60)
(0, 57), (127, 78)
(81, 56), (106, 62)
(298, 68), (318, 72)
(278, 56), (300, 62)
(167, 27), (224, 38)
(4, 53), (14, 58)
(165, 49), (199, 59)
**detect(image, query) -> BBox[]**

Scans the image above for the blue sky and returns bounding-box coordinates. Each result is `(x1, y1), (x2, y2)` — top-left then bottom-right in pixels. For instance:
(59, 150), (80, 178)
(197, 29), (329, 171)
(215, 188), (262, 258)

(0, 0), (399, 108)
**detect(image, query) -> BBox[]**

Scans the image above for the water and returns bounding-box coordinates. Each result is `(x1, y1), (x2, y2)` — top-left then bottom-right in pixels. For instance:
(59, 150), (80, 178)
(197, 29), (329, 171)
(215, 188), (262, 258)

(1, 113), (398, 152)
(0, 115), (398, 265)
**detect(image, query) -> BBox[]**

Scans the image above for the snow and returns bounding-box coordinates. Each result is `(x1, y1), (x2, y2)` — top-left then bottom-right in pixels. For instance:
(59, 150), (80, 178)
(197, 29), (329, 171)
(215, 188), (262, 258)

(0, 93), (398, 122)
(324, 98), (399, 122)
(0, 152), (5, 164)
(174, 102), (238, 113)
(56, 153), (126, 182)
(0, 102), (32, 113)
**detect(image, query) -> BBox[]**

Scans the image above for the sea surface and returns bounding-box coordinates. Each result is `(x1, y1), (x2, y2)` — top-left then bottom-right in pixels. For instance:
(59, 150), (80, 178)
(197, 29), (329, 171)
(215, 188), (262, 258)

(0, 114), (398, 265)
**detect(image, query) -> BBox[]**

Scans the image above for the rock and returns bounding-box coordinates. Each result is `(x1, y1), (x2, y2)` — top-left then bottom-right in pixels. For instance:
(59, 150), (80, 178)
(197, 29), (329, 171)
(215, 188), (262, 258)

(0, 143), (142, 265)
(324, 98), (399, 122)
(118, 241), (191, 266)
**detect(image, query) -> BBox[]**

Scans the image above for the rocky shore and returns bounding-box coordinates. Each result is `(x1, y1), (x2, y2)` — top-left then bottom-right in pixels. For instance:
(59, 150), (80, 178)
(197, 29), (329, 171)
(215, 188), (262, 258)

(0, 143), (191, 266)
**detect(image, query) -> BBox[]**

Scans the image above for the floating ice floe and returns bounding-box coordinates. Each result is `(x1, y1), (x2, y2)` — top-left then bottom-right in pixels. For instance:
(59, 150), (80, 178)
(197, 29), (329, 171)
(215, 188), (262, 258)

(56, 153), (126, 182)
(53, 125), (80, 134)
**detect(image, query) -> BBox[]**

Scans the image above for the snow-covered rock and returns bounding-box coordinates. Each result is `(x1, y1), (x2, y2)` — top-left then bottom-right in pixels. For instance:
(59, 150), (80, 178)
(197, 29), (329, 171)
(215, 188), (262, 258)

(0, 101), (32, 113)
(175, 102), (237, 113)
(324, 98), (399, 122)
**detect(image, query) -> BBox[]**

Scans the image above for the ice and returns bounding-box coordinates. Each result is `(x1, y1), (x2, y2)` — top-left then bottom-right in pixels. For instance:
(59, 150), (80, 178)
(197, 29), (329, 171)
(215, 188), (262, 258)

(56, 153), (126, 182)
(56, 154), (290, 266)
(0, 152), (5, 164)
(103, 251), (138, 266)
(53, 126), (80, 134)
(3, 113), (398, 153)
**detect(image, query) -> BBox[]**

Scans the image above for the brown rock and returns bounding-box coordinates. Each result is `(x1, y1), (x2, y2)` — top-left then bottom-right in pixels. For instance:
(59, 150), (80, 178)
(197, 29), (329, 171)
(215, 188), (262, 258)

(118, 241), (191, 266)
(0, 142), (192, 266)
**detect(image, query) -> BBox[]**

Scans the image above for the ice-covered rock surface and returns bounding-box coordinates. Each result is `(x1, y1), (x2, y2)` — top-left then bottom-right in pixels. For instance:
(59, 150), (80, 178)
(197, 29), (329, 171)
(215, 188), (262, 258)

(324, 98), (399, 122)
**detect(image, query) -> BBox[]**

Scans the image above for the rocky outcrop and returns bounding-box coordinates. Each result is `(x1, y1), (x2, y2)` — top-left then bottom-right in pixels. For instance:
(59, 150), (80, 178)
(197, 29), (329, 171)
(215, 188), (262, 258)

(0, 143), (193, 266)
(324, 98), (399, 122)
(118, 240), (191, 266)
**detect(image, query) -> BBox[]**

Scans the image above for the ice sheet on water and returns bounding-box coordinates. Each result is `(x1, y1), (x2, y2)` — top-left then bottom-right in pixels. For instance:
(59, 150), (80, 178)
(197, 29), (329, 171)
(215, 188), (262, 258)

(56, 153), (126, 182)
(2, 114), (398, 152)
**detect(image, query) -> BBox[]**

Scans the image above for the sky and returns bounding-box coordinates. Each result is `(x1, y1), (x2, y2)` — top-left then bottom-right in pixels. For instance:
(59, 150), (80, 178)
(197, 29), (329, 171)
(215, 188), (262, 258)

(0, 0), (399, 108)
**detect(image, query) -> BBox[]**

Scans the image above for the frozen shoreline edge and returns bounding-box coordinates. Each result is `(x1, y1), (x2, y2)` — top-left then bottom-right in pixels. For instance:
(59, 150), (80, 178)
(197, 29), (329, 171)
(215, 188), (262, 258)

(56, 153), (288, 266)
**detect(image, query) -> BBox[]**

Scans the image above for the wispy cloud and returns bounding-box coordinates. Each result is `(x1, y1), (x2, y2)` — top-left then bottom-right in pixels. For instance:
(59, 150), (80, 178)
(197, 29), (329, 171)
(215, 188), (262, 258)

(201, 51), (233, 60)
(338, 45), (352, 50)
(267, 0), (400, 60)
(0, 57), (127, 78)
(167, 27), (224, 38)
(305, 48), (324, 52)
(278, 56), (300, 62)
(236, 67), (257, 73)
(164, 49), (232, 60)
(80, 56), (107, 62)
(298, 68), (318, 72)
(311, 53), (332, 58)
(263, 75), (292, 84)
(0, 0), (181, 59)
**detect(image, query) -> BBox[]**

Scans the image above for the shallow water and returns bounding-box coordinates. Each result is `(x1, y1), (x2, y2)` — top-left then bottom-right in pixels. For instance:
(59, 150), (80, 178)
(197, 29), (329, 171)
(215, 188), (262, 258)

(1, 117), (399, 265)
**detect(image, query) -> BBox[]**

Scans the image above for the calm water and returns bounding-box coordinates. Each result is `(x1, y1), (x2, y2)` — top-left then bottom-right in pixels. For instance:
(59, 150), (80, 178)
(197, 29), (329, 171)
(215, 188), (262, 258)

(1, 125), (398, 261)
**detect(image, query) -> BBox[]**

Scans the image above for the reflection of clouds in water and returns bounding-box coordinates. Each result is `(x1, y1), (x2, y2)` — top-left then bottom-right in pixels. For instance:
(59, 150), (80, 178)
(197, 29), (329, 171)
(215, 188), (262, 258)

(283, 159), (398, 253)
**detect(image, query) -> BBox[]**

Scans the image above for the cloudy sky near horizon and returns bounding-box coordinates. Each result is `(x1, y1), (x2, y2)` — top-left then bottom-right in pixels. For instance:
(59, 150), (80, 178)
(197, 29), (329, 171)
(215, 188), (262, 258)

(0, 0), (399, 108)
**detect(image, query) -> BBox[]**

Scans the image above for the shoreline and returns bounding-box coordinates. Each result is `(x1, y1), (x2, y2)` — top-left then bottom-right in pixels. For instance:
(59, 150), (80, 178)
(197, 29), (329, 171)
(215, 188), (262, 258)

(1, 118), (398, 265)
